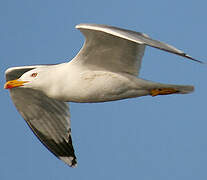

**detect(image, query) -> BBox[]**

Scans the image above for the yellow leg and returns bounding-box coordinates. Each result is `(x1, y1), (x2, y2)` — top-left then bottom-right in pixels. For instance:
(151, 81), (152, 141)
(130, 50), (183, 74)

(150, 88), (179, 97)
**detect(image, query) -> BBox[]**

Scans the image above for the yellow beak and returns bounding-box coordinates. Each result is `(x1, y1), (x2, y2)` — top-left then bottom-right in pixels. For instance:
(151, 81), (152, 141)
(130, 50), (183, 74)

(4, 79), (28, 89)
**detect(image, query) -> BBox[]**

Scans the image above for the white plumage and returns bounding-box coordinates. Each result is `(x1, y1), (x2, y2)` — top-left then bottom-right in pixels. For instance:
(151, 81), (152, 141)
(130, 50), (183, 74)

(4, 24), (202, 167)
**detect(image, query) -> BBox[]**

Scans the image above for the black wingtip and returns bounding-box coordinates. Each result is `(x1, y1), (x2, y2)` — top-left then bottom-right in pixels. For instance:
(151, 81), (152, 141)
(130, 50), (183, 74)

(182, 53), (205, 64)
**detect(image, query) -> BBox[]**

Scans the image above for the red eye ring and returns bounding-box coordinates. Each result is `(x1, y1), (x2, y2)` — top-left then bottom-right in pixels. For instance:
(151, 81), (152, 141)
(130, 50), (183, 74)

(31, 73), (38, 77)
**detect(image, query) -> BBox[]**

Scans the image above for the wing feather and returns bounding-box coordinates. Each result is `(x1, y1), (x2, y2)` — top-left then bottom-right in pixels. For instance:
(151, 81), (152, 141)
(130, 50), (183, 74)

(74, 24), (202, 76)
(5, 66), (77, 167)
(75, 24), (146, 76)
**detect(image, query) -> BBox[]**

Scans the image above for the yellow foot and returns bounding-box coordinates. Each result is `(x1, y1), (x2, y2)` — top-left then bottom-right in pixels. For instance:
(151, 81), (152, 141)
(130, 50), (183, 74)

(150, 88), (179, 97)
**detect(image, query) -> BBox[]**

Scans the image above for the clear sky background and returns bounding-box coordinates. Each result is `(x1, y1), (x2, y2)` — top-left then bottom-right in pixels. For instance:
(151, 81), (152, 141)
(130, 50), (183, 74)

(0, 0), (207, 180)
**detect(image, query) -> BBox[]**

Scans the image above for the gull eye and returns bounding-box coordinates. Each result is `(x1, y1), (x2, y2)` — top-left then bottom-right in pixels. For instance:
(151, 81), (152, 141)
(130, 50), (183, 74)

(31, 73), (38, 77)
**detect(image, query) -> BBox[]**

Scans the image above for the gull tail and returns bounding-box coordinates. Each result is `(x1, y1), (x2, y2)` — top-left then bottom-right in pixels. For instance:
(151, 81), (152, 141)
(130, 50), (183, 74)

(153, 84), (193, 96)
(149, 83), (194, 97)
(138, 79), (194, 97)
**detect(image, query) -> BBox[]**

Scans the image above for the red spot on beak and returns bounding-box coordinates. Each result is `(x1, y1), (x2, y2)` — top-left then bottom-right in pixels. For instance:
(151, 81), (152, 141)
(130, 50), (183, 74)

(4, 83), (14, 89)
(4, 79), (28, 89)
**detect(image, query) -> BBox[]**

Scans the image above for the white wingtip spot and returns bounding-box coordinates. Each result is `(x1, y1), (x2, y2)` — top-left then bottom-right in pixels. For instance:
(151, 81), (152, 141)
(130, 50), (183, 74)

(59, 156), (77, 168)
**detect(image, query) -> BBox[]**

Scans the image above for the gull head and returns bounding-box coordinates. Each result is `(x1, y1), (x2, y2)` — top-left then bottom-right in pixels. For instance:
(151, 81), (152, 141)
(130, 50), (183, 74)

(4, 68), (47, 90)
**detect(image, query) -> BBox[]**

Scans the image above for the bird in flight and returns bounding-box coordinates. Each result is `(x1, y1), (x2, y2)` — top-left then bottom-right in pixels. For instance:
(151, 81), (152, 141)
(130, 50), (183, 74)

(4, 23), (203, 167)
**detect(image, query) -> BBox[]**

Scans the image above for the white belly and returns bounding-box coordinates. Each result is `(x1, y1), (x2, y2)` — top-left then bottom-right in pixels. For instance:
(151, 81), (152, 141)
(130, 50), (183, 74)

(56, 70), (148, 102)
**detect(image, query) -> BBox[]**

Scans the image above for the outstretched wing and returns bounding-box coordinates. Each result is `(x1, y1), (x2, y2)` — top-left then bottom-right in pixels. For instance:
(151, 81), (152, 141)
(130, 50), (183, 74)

(5, 66), (77, 167)
(74, 24), (202, 76)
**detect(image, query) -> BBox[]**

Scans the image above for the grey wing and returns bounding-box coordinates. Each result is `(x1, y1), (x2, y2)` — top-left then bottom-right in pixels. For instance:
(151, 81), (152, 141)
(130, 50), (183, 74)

(74, 24), (202, 76)
(5, 66), (77, 167)
(75, 24), (146, 76)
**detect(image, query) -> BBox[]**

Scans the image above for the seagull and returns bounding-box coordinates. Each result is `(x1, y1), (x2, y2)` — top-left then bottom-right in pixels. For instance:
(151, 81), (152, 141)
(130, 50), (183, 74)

(4, 23), (203, 167)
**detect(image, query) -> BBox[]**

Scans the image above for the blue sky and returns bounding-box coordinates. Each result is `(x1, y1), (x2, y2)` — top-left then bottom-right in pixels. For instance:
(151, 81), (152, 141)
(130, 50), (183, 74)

(1, 0), (207, 179)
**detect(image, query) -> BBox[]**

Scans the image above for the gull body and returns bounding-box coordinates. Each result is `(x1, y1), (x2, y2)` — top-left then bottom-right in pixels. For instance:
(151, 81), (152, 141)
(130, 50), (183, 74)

(18, 61), (192, 103)
(4, 23), (202, 167)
